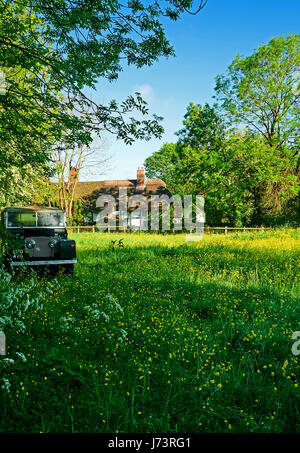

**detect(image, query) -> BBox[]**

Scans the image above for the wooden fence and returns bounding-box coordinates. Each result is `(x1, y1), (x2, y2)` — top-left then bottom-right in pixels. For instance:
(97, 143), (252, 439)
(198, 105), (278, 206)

(66, 225), (292, 234)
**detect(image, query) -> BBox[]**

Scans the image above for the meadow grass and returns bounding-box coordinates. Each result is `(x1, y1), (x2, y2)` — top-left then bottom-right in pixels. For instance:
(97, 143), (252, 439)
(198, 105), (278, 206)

(0, 230), (299, 432)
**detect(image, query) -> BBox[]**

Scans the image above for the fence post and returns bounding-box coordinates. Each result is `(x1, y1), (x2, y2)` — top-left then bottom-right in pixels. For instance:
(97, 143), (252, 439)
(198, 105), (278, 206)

(92, 225), (95, 233)
(77, 226), (80, 233)
(243, 226), (246, 233)
(225, 226), (228, 235)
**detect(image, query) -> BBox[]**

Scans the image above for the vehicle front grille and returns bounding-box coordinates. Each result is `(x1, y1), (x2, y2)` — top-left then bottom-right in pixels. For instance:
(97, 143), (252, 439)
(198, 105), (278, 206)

(25, 237), (56, 258)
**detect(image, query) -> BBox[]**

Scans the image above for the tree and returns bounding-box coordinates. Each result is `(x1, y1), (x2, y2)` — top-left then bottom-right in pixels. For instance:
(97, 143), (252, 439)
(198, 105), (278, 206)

(0, 162), (50, 207)
(215, 34), (300, 217)
(176, 102), (226, 149)
(215, 34), (300, 149)
(144, 104), (237, 224)
(51, 139), (110, 222)
(0, 0), (208, 167)
(146, 36), (300, 225)
(174, 102), (229, 199)
(144, 143), (179, 191)
(145, 102), (300, 226)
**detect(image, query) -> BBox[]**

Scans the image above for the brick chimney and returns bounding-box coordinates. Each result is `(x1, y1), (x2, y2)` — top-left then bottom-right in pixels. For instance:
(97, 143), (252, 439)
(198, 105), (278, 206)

(68, 166), (78, 184)
(137, 166), (145, 188)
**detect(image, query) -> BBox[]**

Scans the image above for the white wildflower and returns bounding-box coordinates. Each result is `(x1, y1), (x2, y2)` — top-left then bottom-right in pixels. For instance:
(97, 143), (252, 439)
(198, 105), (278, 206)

(1, 378), (11, 393)
(3, 358), (14, 365)
(16, 352), (27, 362)
(101, 312), (110, 321)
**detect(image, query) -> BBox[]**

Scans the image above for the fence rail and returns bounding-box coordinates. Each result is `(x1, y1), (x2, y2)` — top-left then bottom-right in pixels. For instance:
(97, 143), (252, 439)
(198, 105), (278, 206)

(66, 225), (295, 234)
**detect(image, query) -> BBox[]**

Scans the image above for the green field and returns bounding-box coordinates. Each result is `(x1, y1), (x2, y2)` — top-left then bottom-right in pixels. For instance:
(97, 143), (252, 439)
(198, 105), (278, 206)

(1, 230), (300, 432)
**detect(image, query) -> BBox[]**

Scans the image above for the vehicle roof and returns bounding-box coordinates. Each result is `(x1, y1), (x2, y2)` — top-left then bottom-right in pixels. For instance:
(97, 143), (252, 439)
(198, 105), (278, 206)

(3, 206), (65, 213)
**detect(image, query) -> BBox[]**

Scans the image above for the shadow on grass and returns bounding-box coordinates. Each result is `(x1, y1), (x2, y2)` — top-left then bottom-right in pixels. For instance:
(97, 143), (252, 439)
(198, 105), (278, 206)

(73, 241), (299, 344)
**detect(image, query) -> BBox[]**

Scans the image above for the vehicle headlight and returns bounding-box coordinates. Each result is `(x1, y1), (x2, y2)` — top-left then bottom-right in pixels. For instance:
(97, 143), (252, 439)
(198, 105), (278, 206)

(48, 238), (59, 248)
(26, 239), (36, 249)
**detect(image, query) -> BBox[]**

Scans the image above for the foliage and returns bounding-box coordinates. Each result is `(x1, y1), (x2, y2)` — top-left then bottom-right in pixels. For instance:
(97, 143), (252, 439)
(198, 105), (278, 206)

(31, 179), (60, 209)
(68, 200), (88, 226)
(0, 266), (58, 393)
(0, 0), (207, 167)
(144, 143), (179, 191)
(214, 34), (300, 216)
(145, 133), (299, 226)
(0, 231), (299, 432)
(176, 102), (226, 149)
(144, 105), (257, 225)
(145, 35), (300, 226)
(0, 164), (51, 209)
(215, 34), (300, 149)
(0, 226), (21, 263)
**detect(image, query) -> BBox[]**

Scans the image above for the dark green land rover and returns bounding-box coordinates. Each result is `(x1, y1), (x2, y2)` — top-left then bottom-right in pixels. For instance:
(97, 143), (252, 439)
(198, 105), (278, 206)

(1, 206), (77, 273)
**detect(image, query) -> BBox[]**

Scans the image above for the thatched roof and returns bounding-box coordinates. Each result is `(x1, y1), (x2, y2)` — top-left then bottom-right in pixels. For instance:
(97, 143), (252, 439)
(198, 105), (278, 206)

(73, 178), (172, 211)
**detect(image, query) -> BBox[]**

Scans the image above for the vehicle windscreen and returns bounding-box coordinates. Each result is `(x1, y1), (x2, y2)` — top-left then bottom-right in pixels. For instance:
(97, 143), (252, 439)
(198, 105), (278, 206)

(7, 211), (65, 228)
(7, 211), (36, 227)
(37, 212), (65, 227)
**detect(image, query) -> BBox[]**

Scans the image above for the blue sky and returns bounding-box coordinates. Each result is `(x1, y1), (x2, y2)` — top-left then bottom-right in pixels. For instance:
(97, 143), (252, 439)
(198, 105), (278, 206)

(83, 0), (300, 181)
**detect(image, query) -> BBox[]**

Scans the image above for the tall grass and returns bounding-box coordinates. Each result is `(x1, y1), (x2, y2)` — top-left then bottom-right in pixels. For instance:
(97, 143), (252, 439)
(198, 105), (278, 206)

(0, 230), (299, 432)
